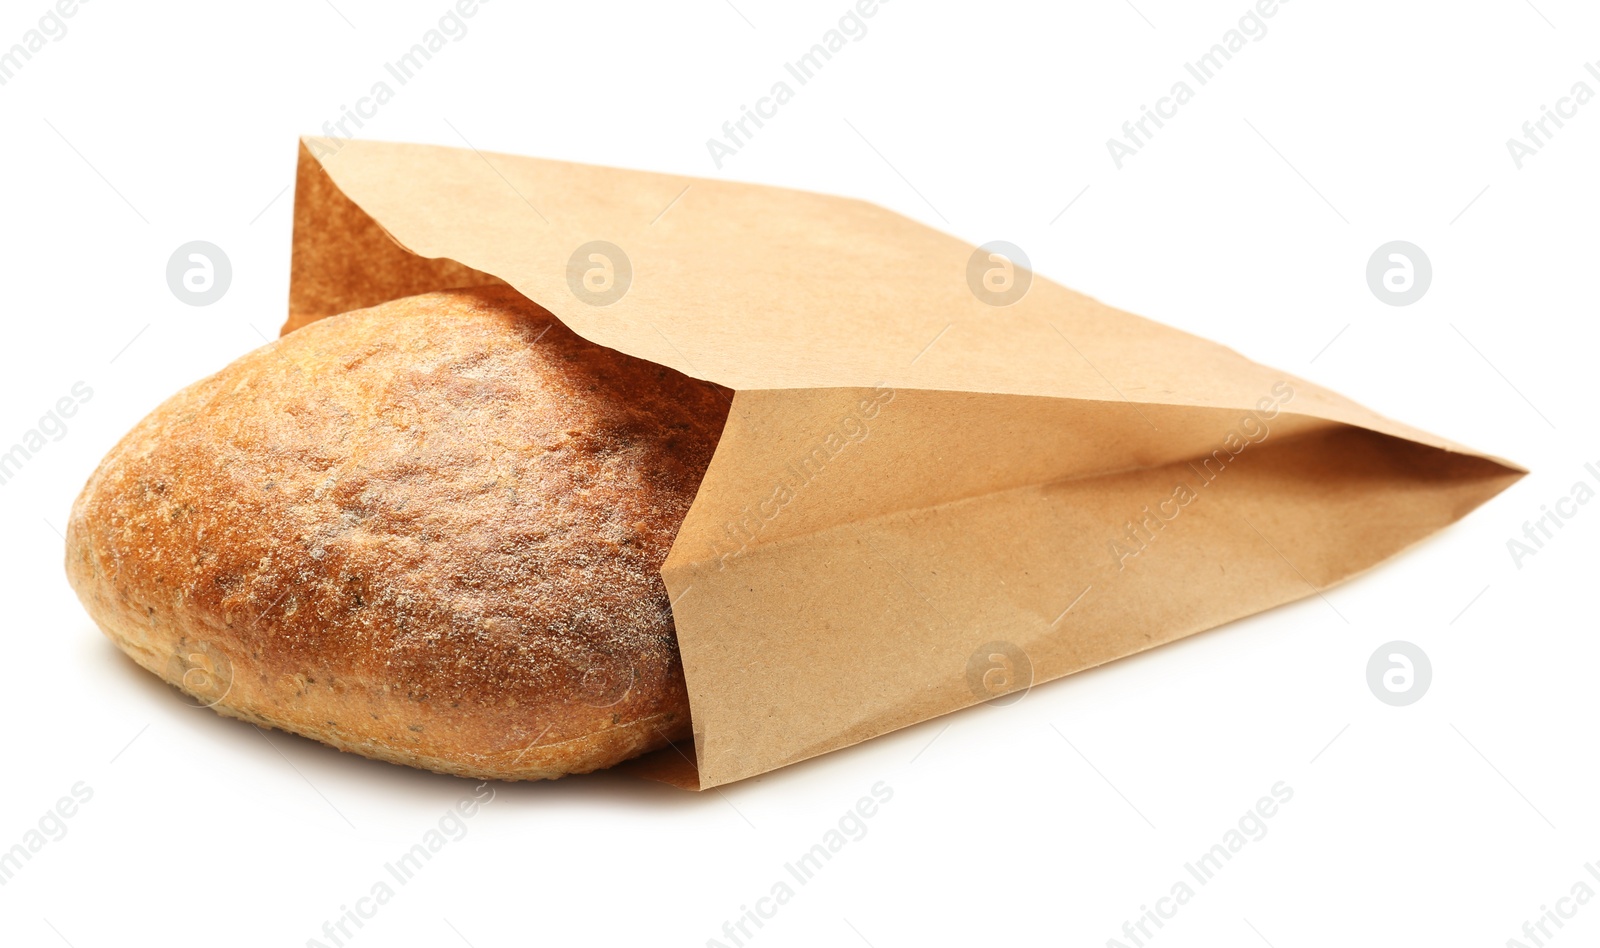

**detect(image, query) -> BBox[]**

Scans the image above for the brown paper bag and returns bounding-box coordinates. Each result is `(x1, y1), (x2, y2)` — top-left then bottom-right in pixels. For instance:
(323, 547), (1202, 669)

(283, 137), (1523, 789)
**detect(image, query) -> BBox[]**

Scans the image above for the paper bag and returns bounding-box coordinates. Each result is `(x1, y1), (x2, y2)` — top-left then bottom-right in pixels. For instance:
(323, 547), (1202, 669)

(282, 137), (1523, 789)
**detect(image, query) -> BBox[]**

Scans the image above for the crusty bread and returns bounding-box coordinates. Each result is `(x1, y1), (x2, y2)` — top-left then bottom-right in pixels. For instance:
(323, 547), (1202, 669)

(65, 286), (728, 779)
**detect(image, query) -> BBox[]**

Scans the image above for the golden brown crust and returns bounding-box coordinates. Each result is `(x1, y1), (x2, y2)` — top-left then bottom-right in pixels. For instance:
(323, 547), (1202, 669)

(65, 286), (728, 779)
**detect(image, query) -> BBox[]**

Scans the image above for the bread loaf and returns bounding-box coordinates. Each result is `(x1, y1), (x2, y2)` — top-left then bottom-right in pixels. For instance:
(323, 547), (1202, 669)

(65, 286), (727, 779)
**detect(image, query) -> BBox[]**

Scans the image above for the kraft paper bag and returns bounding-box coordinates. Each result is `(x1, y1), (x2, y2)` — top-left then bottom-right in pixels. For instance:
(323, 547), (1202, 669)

(282, 137), (1523, 789)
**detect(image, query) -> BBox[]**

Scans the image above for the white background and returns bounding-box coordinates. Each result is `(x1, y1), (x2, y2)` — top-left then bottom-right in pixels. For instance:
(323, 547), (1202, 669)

(1, 1), (1596, 946)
